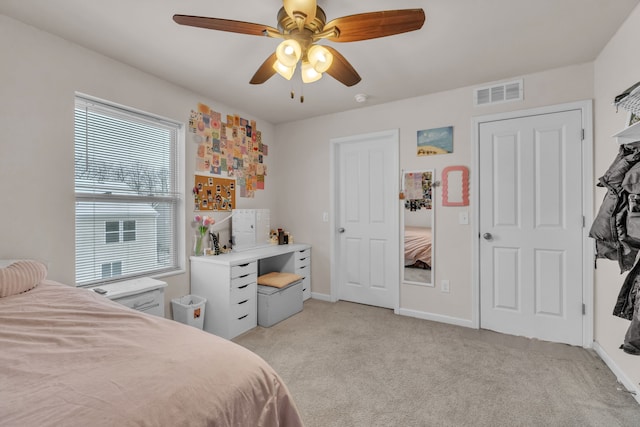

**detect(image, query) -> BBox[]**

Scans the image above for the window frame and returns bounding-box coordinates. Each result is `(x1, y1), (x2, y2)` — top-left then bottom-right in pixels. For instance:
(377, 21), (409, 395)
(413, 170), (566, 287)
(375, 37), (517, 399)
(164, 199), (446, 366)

(74, 93), (184, 287)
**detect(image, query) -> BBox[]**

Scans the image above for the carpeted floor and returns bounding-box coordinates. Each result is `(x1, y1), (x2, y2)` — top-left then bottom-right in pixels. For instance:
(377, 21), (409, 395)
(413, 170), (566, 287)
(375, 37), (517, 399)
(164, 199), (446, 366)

(404, 266), (431, 283)
(234, 299), (640, 427)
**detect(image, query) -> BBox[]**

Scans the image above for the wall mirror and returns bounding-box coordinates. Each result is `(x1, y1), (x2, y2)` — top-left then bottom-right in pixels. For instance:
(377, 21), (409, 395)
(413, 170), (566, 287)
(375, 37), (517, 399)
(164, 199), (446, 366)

(442, 165), (469, 206)
(402, 170), (434, 287)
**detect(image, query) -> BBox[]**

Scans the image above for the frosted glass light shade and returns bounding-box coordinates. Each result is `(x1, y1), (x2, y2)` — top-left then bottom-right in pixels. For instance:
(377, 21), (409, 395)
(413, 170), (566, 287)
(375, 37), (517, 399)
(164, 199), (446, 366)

(273, 60), (296, 80)
(275, 39), (302, 68)
(301, 61), (322, 83)
(308, 45), (333, 73)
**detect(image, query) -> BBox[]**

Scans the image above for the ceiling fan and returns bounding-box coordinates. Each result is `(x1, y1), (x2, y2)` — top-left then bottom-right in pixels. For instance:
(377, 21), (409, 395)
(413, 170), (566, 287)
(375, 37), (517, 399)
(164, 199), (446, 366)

(173, 0), (426, 87)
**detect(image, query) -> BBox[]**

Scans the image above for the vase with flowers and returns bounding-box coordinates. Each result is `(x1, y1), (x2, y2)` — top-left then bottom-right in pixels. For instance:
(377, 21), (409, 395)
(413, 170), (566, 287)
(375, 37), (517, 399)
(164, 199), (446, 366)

(193, 214), (215, 256)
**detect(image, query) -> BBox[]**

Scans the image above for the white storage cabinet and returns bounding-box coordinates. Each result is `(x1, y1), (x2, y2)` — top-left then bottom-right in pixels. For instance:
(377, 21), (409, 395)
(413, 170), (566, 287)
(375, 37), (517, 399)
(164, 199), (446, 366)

(190, 243), (311, 340)
(294, 247), (311, 301)
(91, 277), (167, 317)
(190, 256), (258, 340)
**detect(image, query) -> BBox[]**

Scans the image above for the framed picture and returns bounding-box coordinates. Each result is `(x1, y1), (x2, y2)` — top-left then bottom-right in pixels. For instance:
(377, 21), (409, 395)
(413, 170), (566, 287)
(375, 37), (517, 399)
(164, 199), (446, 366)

(417, 126), (453, 156)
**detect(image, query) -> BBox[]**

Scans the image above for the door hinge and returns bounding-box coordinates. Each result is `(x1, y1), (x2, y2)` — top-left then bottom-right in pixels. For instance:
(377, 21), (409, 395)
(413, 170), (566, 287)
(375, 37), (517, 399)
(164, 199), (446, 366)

(583, 215), (585, 227)
(581, 129), (585, 141)
(582, 303), (586, 315)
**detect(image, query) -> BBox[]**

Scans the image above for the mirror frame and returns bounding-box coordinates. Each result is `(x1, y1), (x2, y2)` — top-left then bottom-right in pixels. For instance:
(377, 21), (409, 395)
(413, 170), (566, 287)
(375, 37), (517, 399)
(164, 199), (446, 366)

(442, 165), (469, 206)
(401, 169), (434, 287)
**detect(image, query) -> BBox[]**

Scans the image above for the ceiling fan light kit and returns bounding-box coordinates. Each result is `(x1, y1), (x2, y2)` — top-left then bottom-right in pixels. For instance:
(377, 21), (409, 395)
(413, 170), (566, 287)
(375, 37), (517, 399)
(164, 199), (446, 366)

(307, 45), (333, 73)
(301, 61), (322, 83)
(273, 61), (296, 80)
(173, 1), (425, 89)
(275, 39), (302, 67)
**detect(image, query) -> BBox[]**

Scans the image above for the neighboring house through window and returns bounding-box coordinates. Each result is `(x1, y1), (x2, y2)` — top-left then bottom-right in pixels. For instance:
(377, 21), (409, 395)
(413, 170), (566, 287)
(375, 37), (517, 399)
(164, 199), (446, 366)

(74, 94), (182, 286)
(105, 220), (137, 244)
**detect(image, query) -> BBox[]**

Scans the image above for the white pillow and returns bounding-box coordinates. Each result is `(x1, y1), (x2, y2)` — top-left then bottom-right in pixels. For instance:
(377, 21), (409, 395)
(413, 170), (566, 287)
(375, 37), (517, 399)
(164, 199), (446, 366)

(0, 260), (48, 297)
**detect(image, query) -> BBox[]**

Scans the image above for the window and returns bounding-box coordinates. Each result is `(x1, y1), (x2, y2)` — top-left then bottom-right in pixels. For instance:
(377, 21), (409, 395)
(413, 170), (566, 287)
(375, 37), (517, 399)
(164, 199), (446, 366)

(101, 261), (122, 279)
(123, 220), (136, 242)
(105, 221), (120, 244)
(75, 94), (181, 286)
(104, 220), (137, 244)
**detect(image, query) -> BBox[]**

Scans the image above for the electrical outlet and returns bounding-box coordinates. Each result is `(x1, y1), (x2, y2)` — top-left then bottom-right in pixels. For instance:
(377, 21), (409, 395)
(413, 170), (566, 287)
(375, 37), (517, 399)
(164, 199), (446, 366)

(441, 279), (450, 293)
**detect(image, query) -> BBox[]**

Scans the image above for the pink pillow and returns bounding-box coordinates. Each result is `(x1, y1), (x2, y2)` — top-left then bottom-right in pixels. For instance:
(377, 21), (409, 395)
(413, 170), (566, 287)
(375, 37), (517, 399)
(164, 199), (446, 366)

(0, 260), (47, 297)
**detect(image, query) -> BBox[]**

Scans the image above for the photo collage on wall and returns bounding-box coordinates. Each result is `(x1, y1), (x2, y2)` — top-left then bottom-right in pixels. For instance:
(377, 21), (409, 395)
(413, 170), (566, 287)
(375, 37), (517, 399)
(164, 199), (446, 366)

(189, 102), (268, 198)
(404, 171), (433, 211)
(193, 174), (235, 212)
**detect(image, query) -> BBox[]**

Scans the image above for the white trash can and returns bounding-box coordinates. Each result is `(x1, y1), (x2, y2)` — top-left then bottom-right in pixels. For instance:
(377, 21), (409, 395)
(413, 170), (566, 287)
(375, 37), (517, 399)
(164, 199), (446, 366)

(171, 295), (207, 330)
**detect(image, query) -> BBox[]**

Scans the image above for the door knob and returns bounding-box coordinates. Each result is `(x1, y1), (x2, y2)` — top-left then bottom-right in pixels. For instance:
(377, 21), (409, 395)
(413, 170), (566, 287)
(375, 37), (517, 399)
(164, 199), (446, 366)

(483, 232), (493, 241)
(338, 227), (345, 233)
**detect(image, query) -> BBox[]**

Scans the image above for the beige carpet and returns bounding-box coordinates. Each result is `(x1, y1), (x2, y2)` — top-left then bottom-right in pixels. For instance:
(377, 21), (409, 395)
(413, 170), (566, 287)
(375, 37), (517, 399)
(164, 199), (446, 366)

(234, 299), (640, 427)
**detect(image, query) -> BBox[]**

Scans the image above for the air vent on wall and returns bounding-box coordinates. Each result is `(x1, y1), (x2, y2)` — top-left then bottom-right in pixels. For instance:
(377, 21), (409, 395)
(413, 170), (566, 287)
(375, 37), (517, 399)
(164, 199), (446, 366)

(474, 79), (523, 106)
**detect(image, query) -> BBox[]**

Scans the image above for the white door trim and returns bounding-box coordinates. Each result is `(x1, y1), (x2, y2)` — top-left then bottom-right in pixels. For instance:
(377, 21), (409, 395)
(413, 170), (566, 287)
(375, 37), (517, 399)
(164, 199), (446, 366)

(471, 100), (594, 348)
(329, 129), (400, 311)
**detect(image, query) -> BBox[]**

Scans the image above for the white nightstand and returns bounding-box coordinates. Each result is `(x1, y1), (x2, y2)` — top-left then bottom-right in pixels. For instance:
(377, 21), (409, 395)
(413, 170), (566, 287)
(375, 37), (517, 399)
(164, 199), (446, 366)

(91, 277), (167, 317)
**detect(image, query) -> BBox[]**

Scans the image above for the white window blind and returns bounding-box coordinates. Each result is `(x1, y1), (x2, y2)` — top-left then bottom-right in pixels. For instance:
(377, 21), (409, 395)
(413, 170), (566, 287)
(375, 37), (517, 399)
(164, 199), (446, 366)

(74, 95), (181, 286)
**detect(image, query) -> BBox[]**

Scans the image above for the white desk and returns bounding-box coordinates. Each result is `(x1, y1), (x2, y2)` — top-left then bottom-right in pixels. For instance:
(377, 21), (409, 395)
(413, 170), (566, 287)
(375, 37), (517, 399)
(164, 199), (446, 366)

(190, 243), (311, 339)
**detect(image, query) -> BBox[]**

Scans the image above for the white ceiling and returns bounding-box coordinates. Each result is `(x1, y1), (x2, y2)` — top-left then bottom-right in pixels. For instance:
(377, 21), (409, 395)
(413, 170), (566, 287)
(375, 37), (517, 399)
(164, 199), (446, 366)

(1, 0), (638, 124)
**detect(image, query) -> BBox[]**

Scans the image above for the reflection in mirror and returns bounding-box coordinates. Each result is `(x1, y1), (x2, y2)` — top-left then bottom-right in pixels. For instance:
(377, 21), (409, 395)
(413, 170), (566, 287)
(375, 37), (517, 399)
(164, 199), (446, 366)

(402, 170), (434, 286)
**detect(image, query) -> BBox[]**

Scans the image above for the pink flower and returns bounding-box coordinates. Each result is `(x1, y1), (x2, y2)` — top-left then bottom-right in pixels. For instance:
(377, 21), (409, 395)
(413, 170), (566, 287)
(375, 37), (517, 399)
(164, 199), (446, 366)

(194, 215), (215, 236)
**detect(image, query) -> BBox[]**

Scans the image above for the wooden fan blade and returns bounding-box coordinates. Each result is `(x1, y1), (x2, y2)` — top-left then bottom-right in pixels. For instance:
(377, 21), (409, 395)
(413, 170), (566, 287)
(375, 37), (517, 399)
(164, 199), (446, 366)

(250, 53), (278, 85)
(324, 9), (426, 43)
(173, 15), (279, 37)
(324, 46), (361, 87)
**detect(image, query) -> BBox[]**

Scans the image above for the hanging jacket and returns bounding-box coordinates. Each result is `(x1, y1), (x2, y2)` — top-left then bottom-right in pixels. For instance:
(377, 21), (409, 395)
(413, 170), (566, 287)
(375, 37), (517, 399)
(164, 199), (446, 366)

(589, 141), (640, 272)
(590, 141), (640, 355)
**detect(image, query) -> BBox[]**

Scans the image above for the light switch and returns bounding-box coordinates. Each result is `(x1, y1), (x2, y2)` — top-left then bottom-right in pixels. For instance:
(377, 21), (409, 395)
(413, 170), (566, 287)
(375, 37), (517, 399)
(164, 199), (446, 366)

(322, 212), (329, 222)
(459, 211), (469, 225)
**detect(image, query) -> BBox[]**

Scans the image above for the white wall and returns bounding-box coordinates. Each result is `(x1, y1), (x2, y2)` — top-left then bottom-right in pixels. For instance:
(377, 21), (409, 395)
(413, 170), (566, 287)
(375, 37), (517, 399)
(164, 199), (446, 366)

(0, 15), (276, 314)
(593, 3), (640, 395)
(273, 63), (594, 321)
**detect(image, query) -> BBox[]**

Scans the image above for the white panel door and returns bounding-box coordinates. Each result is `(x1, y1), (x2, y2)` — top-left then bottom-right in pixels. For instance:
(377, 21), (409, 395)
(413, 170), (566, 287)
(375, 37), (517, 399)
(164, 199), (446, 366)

(337, 130), (399, 309)
(479, 110), (583, 346)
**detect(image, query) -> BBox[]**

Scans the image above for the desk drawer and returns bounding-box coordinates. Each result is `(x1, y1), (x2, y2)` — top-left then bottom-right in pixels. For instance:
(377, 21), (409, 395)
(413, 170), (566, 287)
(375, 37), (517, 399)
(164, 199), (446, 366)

(295, 263), (310, 278)
(231, 272), (256, 291)
(296, 248), (310, 260)
(231, 282), (256, 305)
(302, 276), (311, 301)
(113, 289), (164, 317)
(230, 298), (257, 338)
(295, 256), (310, 269)
(231, 262), (257, 279)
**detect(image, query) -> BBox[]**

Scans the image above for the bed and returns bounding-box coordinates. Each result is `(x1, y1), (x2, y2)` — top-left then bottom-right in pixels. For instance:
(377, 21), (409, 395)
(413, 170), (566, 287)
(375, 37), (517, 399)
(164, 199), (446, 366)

(404, 226), (432, 268)
(0, 260), (303, 426)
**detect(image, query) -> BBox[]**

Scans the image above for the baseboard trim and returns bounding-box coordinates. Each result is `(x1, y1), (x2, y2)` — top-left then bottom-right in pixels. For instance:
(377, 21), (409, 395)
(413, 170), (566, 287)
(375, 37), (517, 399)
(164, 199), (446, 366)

(398, 308), (474, 329)
(310, 292), (332, 302)
(593, 341), (640, 405)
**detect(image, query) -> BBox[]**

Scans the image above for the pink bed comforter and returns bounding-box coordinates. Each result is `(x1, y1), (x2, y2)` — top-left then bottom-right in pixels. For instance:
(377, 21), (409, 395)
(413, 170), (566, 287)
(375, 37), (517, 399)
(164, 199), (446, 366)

(0, 280), (303, 426)
(404, 226), (432, 267)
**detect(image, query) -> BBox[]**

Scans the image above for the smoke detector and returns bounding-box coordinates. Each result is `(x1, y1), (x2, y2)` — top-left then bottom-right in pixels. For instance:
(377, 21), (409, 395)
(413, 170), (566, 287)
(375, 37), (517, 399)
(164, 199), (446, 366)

(354, 93), (368, 103)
